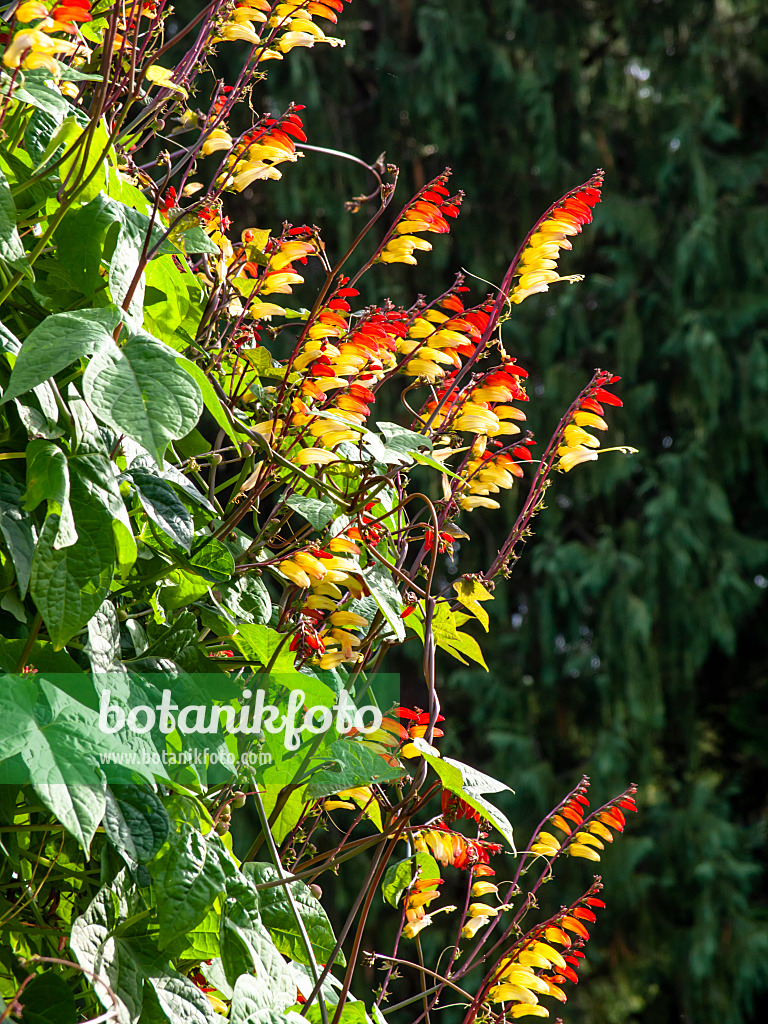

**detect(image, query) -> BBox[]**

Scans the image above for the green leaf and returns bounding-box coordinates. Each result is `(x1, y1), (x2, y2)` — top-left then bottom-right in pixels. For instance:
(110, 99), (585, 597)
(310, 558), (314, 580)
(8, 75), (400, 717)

(24, 439), (77, 549)
(431, 602), (488, 670)
(173, 223), (220, 255)
(69, 447), (137, 573)
(148, 824), (228, 949)
(0, 316), (21, 356)
(303, 1005), (367, 1024)
(70, 871), (217, 1024)
(103, 783), (171, 866)
(58, 117), (110, 204)
(0, 470), (37, 597)
(175, 356), (242, 454)
(362, 565), (405, 641)
(220, 881), (299, 995)
(416, 748), (515, 852)
(1, 307), (119, 404)
(23, 715), (107, 853)
(148, 970), (218, 1024)
(304, 738), (404, 799)
(17, 971), (77, 1024)
(8, 72), (71, 117)
(189, 539), (235, 582)
(0, 674), (38, 762)
(0, 166), (31, 277)
(129, 466), (194, 552)
(218, 574), (272, 625)
(83, 332), (203, 467)
(285, 494), (338, 530)
(234, 624), (295, 671)
(243, 862), (345, 967)
(229, 975), (297, 1024)
(381, 852), (440, 908)
(377, 421), (433, 454)
(441, 756), (512, 797)
(29, 483), (116, 649)
(452, 578), (494, 632)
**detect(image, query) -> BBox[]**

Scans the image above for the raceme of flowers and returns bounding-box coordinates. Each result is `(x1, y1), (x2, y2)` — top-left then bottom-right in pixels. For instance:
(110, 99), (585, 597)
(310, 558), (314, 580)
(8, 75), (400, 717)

(556, 372), (627, 472)
(529, 785), (638, 862)
(380, 172), (463, 266)
(214, 0), (351, 57)
(483, 893), (608, 1018)
(510, 169), (604, 305)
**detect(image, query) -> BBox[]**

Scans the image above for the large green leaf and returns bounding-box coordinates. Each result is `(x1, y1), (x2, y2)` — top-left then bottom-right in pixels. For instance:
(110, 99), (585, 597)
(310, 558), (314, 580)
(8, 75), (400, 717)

(430, 602), (488, 670)
(53, 193), (177, 324)
(70, 872), (217, 1024)
(413, 745), (515, 852)
(0, 470), (37, 596)
(29, 484), (116, 649)
(243, 862), (345, 967)
(83, 332), (202, 467)
(129, 466), (194, 552)
(362, 565), (405, 641)
(217, 574), (272, 626)
(0, 674), (38, 762)
(1, 307), (119, 404)
(188, 539), (235, 583)
(234, 624), (295, 671)
(285, 494), (338, 530)
(147, 824), (228, 949)
(24, 439), (77, 549)
(16, 971), (77, 1024)
(103, 783), (171, 867)
(175, 355), (242, 454)
(0, 166), (31, 277)
(18, 700), (108, 853)
(228, 975), (297, 1024)
(304, 738), (404, 799)
(220, 880), (297, 996)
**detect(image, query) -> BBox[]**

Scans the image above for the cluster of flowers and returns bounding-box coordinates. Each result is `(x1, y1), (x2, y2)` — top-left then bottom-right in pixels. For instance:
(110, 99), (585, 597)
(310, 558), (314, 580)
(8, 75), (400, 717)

(510, 170), (604, 305)
(379, 173), (462, 266)
(204, 108), (308, 191)
(484, 893), (607, 1018)
(214, 0), (350, 58)
(279, 531), (369, 670)
(556, 371), (626, 472)
(2, 0), (91, 77)
(529, 783), (638, 862)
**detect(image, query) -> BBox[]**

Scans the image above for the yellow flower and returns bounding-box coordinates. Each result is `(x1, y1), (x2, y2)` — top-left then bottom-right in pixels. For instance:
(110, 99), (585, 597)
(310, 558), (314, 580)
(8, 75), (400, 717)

(461, 915), (489, 939)
(556, 445), (599, 473)
(201, 129), (233, 155)
(329, 610), (368, 630)
(279, 560), (311, 589)
(471, 881), (499, 897)
(468, 902), (498, 917)
(380, 235), (433, 265)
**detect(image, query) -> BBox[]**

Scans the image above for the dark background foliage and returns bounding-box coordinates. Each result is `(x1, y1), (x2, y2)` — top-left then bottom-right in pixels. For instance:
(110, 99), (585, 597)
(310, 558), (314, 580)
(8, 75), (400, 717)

(177, 1), (768, 1020)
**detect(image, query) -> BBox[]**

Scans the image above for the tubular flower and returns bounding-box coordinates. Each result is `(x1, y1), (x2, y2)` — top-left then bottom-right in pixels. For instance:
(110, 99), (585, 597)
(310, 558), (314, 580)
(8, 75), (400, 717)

(510, 170), (604, 305)
(380, 172), (462, 266)
(290, 287), (403, 454)
(390, 706), (444, 757)
(555, 372), (635, 473)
